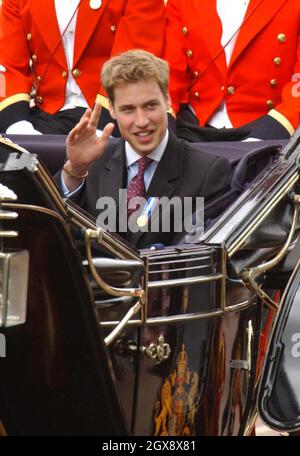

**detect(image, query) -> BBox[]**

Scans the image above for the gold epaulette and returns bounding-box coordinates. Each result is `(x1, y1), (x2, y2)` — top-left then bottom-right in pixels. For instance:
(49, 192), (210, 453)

(268, 109), (295, 136)
(0, 93), (30, 111)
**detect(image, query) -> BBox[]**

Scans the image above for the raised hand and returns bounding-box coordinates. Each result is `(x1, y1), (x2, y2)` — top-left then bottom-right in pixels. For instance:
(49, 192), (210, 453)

(66, 103), (115, 173)
(63, 103), (115, 191)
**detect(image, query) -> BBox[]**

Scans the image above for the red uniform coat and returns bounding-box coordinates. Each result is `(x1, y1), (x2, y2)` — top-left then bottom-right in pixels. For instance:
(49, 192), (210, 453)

(0, 0), (165, 130)
(163, 0), (300, 135)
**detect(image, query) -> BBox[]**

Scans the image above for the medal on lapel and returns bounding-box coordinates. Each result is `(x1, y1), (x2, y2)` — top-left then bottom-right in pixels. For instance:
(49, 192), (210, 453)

(89, 0), (102, 10)
(136, 214), (148, 228)
(137, 197), (158, 228)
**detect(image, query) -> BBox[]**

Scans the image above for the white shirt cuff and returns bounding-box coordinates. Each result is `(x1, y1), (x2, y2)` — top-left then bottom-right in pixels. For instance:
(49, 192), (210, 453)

(60, 172), (85, 197)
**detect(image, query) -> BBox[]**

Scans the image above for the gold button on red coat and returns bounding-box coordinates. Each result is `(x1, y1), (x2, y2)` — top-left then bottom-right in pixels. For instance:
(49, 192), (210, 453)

(110, 25), (116, 33)
(194, 91), (199, 100)
(26, 33), (32, 41)
(227, 86), (235, 95)
(37, 96), (43, 104)
(273, 57), (281, 66)
(277, 33), (286, 43)
(266, 99), (274, 109)
(182, 26), (188, 36)
(36, 75), (42, 83)
(186, 50), (193, 58)
(31, 54), (38, 62)
(62, 70), (67, 78)
(72, 68), (81, 78)
(193, 70), (199, 78)
(270, 79), (278, 87)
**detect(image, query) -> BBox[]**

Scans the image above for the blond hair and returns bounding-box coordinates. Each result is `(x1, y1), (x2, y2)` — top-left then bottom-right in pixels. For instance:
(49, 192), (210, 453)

(101, 49), (169, 102)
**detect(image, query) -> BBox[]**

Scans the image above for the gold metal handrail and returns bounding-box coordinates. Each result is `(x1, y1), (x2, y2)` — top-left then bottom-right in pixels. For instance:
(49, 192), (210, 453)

(242, 193), (300, 310)
(84, 228), (146, 345)
(85, 228), (145, 300)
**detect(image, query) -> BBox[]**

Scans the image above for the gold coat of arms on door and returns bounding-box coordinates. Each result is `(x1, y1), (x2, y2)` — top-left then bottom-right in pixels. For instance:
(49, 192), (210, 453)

(153, 344), (200, 436)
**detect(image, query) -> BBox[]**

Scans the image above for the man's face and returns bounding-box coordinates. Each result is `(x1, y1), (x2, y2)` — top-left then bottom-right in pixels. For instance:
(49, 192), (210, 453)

(109, 79), (170, 156)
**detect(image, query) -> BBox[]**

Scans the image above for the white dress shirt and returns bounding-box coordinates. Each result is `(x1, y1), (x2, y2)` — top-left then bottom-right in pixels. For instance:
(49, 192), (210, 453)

(126, 130), (169, 190)
(208, 0), (250, 128)
(54, 0), (89, 110)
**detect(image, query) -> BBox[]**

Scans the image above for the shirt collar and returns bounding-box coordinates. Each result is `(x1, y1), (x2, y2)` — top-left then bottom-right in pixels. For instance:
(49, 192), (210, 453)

(125, 129), (169, 168)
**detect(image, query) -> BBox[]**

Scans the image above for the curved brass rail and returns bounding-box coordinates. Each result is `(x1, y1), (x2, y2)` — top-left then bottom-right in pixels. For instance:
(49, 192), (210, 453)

(85, 228), (146, 345)
(104, 301), (142, 346)
(85, 228), (145, 300)
(242, 194), (300, 310)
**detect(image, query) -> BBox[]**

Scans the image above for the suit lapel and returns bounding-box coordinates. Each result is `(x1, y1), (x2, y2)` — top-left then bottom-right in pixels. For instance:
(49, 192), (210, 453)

(97, 140), (126, 229)
(130, 133), (182, 247)
(192, 0), (227, 78)
(28, 0), (66, 68)
(229, 0), (289, 67)
(146, 134), (180, 199)
(74, 0), (111, 65)
(89, 140), (126, 231)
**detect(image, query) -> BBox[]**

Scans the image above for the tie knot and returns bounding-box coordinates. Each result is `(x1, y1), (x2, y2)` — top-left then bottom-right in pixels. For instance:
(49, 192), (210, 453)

(137, 156), (153, 174)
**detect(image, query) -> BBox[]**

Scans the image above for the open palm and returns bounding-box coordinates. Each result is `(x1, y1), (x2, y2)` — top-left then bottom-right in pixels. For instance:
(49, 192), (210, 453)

(66, 103), (115, 171)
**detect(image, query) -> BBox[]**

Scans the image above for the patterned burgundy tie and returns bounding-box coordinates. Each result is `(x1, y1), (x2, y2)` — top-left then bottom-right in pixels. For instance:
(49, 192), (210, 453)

(127, 156), (153, 218)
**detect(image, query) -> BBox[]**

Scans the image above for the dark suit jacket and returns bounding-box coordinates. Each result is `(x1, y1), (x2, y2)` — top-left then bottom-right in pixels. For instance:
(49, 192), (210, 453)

(56, 131), (231, 249)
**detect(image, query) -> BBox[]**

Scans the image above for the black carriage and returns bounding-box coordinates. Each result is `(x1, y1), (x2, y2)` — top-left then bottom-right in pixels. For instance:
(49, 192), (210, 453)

(0, 132), (300, 436)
